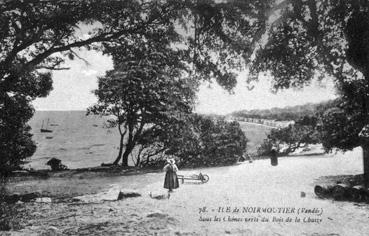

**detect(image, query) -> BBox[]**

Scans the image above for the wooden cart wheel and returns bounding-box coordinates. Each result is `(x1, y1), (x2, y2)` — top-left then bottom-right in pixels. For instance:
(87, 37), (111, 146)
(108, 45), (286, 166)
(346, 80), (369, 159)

(201, 174), (209, 183)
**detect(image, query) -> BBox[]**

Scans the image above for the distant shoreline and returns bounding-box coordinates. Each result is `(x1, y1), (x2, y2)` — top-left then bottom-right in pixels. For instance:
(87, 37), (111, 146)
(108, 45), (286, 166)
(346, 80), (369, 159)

(35, 110), (86, 112)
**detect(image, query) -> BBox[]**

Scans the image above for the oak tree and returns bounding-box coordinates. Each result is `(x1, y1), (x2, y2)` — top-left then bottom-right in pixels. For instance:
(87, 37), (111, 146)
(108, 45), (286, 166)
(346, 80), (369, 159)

(88, 35), (196, 166)
(248, 0), (369, 185)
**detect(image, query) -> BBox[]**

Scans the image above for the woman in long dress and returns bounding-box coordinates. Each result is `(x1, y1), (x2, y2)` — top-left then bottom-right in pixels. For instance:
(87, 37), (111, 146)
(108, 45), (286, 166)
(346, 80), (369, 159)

(163, 158), (179, 192)
(270, 148), (278, 166)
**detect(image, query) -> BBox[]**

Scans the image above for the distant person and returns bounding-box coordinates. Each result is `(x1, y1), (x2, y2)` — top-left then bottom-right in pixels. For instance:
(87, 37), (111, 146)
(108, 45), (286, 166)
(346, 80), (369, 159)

(163, 158), (179, 192)
(270, 147), (278, 166)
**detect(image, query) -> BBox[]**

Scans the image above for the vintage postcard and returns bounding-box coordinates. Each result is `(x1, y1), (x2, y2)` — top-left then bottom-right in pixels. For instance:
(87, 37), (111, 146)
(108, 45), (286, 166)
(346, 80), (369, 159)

(1, 1), (369, 235)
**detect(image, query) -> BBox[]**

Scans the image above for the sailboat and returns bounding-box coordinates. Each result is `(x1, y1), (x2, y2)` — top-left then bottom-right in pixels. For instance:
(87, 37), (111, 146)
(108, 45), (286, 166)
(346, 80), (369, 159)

(40, 118), (53, 133)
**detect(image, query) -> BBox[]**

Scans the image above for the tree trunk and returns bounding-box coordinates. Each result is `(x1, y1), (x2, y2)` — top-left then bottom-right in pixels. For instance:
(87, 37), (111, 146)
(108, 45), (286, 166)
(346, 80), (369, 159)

(136, 154), (140, 167)
(362, 142), (369, 188)
(122, 144), (134, 167)
(136, 146), (146, 167)
(113, 134), (124, 165)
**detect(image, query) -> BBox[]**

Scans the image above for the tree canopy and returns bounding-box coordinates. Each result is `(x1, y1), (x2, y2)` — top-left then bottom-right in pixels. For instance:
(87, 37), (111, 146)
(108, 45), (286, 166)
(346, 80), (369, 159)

(248, 0), (369, 130)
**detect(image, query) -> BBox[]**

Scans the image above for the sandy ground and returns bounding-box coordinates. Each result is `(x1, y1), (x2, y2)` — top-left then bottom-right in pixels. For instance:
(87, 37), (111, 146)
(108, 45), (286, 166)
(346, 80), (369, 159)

(3, 147), (369, 236)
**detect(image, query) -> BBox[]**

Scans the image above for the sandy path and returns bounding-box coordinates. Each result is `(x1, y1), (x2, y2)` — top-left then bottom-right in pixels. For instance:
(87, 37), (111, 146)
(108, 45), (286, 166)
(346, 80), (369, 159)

(9, 148), (369, 236)
(139, 148), (369, 235)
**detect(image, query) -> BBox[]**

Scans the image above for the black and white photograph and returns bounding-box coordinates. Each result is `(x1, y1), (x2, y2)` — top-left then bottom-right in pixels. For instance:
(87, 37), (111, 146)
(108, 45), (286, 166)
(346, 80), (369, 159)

(1, 0), (369, 235)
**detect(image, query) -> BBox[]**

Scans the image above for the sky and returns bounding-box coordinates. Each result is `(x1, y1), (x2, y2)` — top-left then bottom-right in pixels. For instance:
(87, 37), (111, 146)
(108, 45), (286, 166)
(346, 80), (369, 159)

(32, 49), (337, 115)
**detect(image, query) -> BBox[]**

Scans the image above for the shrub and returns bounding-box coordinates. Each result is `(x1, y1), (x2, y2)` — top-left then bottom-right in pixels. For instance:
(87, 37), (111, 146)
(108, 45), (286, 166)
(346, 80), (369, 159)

(168, 115), (248, 167)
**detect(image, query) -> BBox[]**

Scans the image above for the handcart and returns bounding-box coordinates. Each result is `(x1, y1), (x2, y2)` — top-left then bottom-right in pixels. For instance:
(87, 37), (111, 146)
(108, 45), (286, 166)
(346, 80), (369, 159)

(177, 172), (209, 184)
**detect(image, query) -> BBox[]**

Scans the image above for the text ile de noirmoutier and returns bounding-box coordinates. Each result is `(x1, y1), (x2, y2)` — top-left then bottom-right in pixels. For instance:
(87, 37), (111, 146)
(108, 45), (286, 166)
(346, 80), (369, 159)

(198, 206), (323, 224)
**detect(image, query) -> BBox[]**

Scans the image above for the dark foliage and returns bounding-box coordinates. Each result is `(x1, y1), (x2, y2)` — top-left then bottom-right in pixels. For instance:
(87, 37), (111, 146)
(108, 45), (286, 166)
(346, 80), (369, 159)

(136, 114), (248, 167)
(165, 115), (248, 167)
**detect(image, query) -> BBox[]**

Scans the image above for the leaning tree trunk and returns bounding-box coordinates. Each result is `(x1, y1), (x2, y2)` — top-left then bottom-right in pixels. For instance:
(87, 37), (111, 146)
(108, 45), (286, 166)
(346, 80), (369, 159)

(122, 144), (134, 167)
(113, 134), (124, 165)
(121, 121), (145, 166)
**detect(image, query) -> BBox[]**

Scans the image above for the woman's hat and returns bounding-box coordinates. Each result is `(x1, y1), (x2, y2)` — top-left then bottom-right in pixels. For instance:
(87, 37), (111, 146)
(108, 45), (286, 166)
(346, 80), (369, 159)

(168, 158), (175, 164)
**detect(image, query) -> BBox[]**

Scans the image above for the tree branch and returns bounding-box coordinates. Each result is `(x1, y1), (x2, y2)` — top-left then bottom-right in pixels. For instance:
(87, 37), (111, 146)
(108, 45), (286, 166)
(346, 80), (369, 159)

(21, 11), (162, 73)
(35, 66), (70, 70)
(69, 49), (90, 66)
